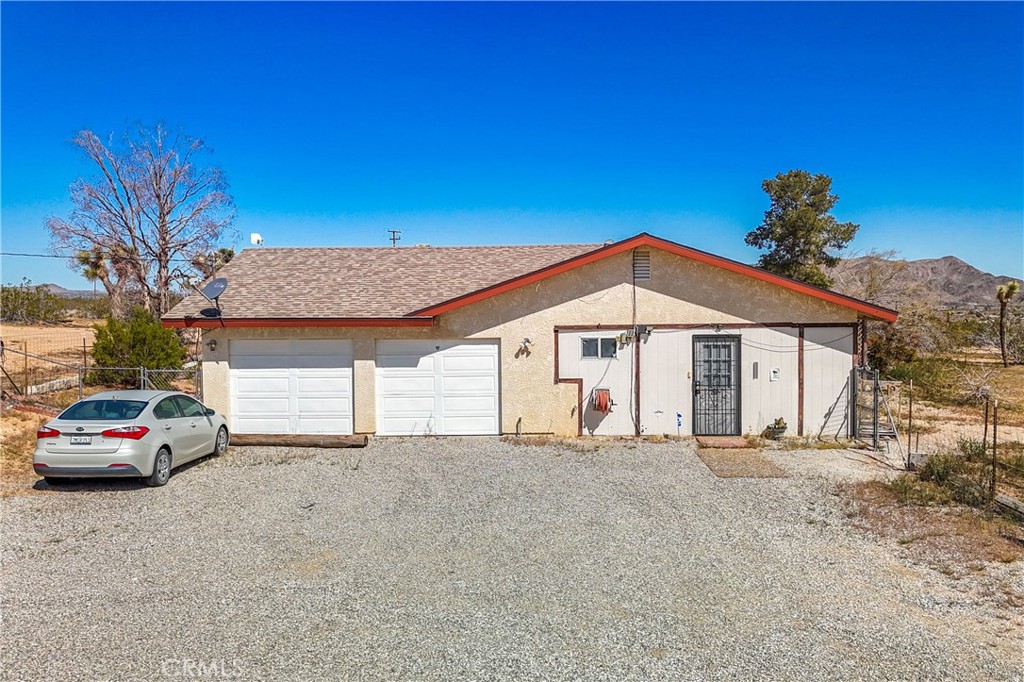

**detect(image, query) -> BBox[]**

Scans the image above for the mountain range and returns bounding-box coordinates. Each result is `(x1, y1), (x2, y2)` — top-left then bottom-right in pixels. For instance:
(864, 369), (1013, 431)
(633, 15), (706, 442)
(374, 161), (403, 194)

(828, 255), (1018, 309)
(40, 284), (104, 299)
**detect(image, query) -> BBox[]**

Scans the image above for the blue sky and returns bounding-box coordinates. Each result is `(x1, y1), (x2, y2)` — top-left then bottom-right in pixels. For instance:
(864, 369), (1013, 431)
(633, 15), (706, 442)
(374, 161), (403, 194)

(2, 1), (1021, 289)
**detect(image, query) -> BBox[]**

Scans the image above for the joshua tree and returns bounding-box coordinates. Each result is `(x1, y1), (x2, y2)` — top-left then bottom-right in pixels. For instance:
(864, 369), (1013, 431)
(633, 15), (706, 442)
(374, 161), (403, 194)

(997, 280), (1020, 367)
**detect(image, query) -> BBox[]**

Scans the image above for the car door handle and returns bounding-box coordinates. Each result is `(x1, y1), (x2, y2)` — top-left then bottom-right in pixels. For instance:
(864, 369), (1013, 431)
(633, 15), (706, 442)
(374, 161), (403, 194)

(189, 422), (197, 428)
(164, 425), (172, 431)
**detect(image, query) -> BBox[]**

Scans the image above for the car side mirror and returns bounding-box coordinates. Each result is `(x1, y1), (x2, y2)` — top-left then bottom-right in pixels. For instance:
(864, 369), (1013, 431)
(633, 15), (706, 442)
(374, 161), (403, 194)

(205, 407), (216, 416)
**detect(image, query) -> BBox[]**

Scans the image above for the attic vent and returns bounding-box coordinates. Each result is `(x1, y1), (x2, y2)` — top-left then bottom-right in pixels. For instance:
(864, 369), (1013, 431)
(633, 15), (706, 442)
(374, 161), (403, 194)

(633, 249), (651, 280)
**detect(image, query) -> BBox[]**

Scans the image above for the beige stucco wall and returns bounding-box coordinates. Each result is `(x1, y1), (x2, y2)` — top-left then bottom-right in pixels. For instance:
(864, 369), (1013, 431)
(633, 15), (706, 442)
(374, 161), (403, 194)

(201, 248), (860, 436)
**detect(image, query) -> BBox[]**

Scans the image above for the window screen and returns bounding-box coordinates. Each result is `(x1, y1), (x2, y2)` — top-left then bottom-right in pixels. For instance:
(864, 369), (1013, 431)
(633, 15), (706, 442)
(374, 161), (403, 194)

(600, 338), (618, 358)
(581, 338), (599, 358)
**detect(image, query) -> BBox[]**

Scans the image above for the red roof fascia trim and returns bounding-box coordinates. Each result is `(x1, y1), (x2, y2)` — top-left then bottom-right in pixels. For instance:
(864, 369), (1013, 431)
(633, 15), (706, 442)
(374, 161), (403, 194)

(162, 317), (435, 329)
(410, 233), (899, 323)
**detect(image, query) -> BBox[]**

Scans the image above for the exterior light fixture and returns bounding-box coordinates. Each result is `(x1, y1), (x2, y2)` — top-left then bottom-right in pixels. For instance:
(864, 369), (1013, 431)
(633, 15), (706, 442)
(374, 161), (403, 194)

(207, 339), (217, 352)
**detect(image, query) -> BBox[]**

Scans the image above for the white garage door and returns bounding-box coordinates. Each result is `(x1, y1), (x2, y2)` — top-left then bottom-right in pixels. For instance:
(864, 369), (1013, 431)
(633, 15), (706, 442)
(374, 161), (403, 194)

(376, 340), (499, 436)
(229, 339), (353, 435)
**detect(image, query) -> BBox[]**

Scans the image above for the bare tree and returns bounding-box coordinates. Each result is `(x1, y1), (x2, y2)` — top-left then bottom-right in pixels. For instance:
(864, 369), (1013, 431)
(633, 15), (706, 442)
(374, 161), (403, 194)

(831, 249), (952, 370)
(48, 124), (236, 318)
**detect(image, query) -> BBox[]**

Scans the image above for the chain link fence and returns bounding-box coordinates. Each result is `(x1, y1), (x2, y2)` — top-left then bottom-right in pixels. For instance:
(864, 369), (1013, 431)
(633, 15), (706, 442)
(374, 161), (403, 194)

(2, 345), (200, 414)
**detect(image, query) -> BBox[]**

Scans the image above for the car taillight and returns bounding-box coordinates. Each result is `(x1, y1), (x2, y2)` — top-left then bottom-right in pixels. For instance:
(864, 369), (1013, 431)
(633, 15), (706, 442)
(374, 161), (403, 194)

(37, 427), (60, 439)
(100, 426), (150, 440)
(107, 463), (132, 468)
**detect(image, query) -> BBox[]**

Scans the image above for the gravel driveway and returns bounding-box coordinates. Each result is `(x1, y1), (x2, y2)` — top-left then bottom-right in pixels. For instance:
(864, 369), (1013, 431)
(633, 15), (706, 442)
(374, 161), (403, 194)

(1, 439), (1021, 682)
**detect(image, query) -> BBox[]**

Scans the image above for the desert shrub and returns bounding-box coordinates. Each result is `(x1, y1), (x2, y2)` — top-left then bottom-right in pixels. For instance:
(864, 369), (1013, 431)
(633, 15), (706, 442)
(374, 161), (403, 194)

(947, 477), (991, 507)
(919, 452), (967, 485)
(0, 279), (66, 323)
(885, 358), (962, 404)
(888, 475), (951, 506)
(956, 437), (988, 462)
(88, 308), (186, 386)
(61, 295), (111, 319)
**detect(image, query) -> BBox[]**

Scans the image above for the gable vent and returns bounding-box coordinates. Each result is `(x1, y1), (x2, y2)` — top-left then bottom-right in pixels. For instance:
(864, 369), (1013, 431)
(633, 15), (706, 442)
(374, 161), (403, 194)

(633, 249), (651, 280)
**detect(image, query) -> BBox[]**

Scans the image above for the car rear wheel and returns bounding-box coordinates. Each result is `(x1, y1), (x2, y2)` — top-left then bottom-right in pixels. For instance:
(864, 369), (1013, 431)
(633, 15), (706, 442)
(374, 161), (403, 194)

(213, 427), (229, 456)
(145, 448), (172, 487)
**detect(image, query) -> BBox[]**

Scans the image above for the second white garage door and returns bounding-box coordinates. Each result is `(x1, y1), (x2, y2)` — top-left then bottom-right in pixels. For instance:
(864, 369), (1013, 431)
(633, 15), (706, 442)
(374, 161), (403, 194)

(376, 340), (499, 436)
(230, 339), (353, 435)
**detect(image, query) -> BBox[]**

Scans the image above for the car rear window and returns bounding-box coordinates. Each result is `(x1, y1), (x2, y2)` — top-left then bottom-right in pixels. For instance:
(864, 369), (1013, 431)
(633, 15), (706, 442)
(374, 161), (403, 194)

(59, 400), (148, 421)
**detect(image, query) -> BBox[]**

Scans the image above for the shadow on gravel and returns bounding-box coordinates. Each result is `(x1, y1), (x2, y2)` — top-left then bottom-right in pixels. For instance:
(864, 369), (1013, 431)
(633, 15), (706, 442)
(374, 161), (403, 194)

(30, 453), (218, 493)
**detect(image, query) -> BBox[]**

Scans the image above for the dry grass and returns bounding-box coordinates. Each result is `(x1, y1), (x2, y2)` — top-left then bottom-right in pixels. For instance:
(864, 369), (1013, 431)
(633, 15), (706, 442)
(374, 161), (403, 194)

(501, 435), (684, 453)
(0, 410), (50, 496)
(501, 435), (607, 453)
(777, 436), (852, 451)
(843, 479), (1024, 607)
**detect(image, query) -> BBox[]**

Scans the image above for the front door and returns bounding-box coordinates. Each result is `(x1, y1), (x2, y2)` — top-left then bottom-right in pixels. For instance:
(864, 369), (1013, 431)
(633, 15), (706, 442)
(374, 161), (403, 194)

(692, 336), (741, 436)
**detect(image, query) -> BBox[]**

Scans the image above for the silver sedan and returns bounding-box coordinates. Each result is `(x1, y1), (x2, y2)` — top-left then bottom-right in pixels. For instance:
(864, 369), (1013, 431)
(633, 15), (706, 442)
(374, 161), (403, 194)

(33, 390), (229, 487)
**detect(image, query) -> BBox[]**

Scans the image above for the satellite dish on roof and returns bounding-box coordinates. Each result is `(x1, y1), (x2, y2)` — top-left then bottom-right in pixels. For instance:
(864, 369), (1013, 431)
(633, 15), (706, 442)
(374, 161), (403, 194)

(250, 233), (264, 245)
(197, 277), (228, 318)
(202, 277), (228, 302)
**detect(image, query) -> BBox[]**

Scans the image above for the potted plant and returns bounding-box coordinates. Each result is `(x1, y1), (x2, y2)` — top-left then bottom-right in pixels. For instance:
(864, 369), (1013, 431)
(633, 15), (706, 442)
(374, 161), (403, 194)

(762, 417), (787, 440)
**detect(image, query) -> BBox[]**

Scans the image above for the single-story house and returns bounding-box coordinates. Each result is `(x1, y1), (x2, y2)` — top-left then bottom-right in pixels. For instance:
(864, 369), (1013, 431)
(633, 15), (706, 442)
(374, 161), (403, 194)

(162, 233), (897, 438)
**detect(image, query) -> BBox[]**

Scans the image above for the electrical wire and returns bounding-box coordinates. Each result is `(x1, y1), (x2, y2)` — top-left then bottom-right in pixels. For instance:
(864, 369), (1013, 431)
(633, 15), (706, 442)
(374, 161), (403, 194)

(1, 251), (197, 263)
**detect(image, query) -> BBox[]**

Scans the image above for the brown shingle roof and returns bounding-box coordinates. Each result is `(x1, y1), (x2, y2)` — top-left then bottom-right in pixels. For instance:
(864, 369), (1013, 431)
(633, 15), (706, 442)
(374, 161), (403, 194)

(164, 243), (603, 320)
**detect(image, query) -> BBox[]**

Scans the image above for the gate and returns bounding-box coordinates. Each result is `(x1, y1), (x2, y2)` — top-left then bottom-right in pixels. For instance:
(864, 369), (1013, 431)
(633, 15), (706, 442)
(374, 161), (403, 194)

(692, 335), (741, 436)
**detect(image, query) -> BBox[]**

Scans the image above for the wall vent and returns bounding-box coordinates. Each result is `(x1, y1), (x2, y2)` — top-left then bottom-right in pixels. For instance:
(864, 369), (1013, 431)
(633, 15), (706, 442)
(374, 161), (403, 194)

(633, 249), (651, 280)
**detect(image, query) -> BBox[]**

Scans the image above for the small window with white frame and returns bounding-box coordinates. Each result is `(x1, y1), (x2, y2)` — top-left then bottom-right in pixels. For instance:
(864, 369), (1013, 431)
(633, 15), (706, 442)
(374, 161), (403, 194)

(581, 337), (617, 359)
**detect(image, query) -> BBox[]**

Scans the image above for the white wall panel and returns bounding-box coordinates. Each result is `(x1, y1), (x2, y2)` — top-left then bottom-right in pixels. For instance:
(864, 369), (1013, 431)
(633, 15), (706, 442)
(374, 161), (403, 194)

(557, 329), (636, 436)
(804, 327), (855, 438)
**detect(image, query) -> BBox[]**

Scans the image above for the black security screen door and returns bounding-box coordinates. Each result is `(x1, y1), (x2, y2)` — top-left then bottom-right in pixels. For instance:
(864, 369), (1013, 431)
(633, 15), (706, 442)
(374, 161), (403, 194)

(693, 336), (741, 436)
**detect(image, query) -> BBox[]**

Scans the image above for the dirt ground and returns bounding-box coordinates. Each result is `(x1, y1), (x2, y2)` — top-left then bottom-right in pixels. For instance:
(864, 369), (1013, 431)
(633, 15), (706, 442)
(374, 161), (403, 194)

(1, 321), (96, 359)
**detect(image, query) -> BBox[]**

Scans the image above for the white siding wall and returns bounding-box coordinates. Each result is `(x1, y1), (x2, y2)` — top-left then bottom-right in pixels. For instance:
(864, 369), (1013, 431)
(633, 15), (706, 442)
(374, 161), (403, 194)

(557, 329), (636, 436)
(632, 326), (852, 437)
(637, 330), (689, 436)
(803, 327), (855, 438)
(738, 327), (801, 437)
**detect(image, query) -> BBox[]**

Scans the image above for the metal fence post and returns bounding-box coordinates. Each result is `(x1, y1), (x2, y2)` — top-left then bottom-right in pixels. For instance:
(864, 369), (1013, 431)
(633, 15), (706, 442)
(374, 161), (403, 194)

(140, 367), (146, 390)
(982, 395), (990, 454)
(851, 368), (858, 440)
(991, 400), (998, 497)
(907, 379), (913, 469)
(872, 370), (880, 452)
(78, 367), (84, 401)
